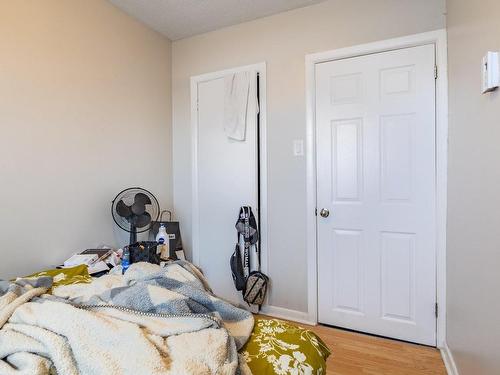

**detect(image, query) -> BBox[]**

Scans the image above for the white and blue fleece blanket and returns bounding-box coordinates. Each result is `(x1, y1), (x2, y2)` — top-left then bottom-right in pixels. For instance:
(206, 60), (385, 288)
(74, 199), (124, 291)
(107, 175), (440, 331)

(0, 261), (254, 375)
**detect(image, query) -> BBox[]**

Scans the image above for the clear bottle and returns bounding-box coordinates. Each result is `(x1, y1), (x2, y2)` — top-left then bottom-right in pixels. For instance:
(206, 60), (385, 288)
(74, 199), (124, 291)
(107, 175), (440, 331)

(122, 247), (130, 275)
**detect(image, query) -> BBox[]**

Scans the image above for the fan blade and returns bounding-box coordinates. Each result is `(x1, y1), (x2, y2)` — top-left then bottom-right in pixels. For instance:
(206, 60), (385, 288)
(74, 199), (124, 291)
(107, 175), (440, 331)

(116, 200), (132, 218)
(134, 192), (152, 205)
(131, 201), (146, 216)
(132, 212), (151, 228)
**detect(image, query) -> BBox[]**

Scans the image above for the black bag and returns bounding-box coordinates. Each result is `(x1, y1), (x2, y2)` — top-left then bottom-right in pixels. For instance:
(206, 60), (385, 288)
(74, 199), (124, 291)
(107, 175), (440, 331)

(232, 206), (269, 307)
(149, 210), (184, 260)
(230, 243), (246, 291)
(244, 271), (269, 306)
(128, 241), (160, 264)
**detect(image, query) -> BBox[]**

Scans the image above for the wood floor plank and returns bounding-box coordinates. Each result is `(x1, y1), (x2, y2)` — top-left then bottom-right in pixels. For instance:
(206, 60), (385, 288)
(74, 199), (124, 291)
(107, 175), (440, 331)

(257, 315), (446, 375)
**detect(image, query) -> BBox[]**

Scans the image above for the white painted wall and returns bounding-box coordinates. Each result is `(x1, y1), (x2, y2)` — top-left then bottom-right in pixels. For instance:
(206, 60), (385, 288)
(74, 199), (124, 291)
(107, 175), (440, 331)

(172, 0), (446, 314)
(0, 0), (172, 279)
(446, 0), (500, 373)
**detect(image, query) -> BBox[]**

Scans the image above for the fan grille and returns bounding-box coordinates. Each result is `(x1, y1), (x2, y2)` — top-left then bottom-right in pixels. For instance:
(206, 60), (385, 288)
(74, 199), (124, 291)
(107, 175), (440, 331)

(111, 187), (160, 234)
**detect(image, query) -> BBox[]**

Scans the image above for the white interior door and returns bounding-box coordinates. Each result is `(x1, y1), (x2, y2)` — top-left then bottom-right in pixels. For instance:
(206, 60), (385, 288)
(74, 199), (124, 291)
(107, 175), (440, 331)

(316, 45), (437, 345)
(195, 74), (258, 306)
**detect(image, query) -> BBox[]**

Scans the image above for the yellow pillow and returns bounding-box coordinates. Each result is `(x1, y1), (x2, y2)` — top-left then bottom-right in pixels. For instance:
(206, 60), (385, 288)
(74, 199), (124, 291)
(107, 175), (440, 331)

(20, 264), (93, 292)
(241, 318), (331, 374)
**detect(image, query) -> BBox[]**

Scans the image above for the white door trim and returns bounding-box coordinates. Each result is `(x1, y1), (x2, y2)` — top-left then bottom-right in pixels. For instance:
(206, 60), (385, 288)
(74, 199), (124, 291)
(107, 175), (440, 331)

(190, 62), (269, 279)
(305, 29), (448, 347)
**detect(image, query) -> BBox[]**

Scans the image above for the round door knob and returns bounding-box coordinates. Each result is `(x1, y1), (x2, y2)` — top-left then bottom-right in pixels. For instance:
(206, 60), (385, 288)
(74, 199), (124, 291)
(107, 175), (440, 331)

(320, 208), (330, 218)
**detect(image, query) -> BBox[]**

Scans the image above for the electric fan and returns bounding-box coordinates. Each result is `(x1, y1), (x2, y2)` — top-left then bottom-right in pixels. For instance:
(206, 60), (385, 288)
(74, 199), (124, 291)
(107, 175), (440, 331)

(111, 187), (160, 244)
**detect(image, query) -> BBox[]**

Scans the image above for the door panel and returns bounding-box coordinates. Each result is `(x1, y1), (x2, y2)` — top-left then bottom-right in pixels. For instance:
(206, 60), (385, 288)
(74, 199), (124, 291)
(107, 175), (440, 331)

(331, 229), (364, 314)
(380, 113), (415, 202)
(380, 232), (415, 322)
(331, 118), (363, 202)
(316, 44), (436, 345)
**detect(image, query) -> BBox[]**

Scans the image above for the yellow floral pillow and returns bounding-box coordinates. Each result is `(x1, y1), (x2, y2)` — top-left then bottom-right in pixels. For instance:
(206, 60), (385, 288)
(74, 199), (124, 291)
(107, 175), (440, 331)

(241, 318), (330, 374)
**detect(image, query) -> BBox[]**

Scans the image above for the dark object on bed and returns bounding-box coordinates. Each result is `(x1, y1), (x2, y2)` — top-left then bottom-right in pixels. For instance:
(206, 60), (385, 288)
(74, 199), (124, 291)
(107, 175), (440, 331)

(149, 210), (184, 260)
(111, 187), (160, 245)
(127, 241), (160, 264)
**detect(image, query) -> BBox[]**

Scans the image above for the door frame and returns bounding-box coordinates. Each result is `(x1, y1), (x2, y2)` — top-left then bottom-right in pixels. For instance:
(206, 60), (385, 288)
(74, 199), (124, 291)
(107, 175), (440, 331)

(305, 29), (448, 347)
(190, 62), (269, 278)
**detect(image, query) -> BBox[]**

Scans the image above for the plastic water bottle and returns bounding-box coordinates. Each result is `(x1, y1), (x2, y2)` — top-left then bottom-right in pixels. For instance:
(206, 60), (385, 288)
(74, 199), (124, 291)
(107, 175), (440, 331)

(122, 248), (130, 274)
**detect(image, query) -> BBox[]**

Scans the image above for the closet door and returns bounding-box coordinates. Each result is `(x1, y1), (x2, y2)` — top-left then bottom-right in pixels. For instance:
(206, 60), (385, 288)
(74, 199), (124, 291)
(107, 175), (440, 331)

(194, 74), (258, 305)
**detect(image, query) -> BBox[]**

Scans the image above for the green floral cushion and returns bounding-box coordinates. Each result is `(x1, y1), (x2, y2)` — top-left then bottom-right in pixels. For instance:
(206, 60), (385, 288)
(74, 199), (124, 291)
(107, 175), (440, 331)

(241, 318), (331, 374)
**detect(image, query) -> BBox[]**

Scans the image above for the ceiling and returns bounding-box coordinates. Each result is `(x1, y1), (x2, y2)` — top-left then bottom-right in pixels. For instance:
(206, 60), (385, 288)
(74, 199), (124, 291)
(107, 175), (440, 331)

(109, 0), (327, 40)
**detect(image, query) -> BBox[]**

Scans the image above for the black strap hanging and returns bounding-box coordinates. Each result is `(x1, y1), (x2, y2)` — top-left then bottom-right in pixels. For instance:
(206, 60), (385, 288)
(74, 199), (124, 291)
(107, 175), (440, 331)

(230, 206), (269, 308)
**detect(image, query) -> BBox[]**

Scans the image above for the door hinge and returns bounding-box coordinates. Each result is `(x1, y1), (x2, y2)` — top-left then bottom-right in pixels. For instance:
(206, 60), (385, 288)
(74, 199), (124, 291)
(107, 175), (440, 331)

(434, 65), (438, 80)
(435, 303), (439, 318)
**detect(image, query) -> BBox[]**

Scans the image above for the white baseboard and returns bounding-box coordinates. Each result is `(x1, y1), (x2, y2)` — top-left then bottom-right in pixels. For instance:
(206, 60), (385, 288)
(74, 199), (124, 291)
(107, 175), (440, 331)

(440, 342), (459, 375)
(260, 305), (316, 326)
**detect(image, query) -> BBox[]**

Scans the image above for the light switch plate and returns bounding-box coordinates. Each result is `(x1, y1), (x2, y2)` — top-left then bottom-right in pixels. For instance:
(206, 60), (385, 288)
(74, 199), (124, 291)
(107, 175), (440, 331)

(482, 51), (499, 93)
(293, 139), (304, 156)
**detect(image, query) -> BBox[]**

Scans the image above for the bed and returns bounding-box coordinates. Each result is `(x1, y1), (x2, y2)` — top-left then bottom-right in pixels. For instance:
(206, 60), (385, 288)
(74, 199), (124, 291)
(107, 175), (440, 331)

(0, 261), (330, 374)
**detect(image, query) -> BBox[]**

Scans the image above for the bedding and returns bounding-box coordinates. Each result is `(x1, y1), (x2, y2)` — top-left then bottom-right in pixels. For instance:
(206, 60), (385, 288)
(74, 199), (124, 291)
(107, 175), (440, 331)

(1, 262), (330, 374)
(0, 261), (253, 374)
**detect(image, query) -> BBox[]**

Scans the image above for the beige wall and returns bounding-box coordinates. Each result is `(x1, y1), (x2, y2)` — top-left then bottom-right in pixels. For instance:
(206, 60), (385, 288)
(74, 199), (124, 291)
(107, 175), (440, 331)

(172, 0), (445, 312)
(0, 0), (172, 279)
(446, 0), (500, 373)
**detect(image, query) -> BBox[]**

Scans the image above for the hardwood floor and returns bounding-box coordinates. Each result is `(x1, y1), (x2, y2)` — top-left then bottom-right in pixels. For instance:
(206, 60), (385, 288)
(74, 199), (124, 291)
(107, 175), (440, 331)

(260, 316), (446, 375)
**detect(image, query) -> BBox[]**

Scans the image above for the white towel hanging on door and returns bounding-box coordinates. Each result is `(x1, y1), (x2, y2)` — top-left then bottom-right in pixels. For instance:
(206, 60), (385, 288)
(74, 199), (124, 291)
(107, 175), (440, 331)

(224, 70), (259, 141)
